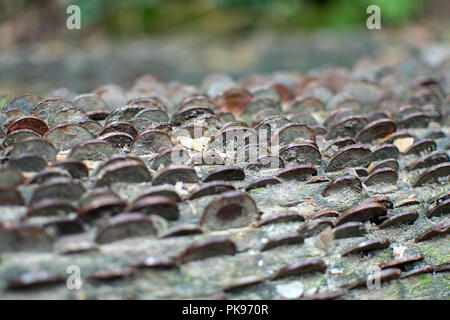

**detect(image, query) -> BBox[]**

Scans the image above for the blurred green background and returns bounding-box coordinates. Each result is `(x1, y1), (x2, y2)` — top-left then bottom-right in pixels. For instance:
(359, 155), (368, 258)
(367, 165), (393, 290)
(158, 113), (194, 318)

(0, 0), (449, 94)
(0, 0), (437, 43)
(74, 0), (425, 33)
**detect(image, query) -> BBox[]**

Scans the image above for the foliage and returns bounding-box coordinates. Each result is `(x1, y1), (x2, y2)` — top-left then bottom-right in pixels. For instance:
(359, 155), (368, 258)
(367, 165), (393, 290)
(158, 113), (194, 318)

(1, 0), (430, 35)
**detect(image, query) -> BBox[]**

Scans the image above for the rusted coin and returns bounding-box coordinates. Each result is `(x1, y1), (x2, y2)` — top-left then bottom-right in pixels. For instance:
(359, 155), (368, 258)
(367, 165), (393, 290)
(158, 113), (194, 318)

(128, 96), (167, 110)
(214, 87), (253, 115)
(104, 105), (144, 124)
(9, 155), (48, 172)
(73, 94), (109, 112)
(135, 108), (169, 123)
(98, 121), (138, 139)
(7, 115), (48, 136)
(378, 210), (419, 229)
(332, 222), (366, 239)
(326, 115), (368, 140)
(341, 238), (390, 256)
(276, 164), (317, 181)
(323, 137), (356, 158)
(127, 195), (179, 221)
(397, 112), (431, 129)
(368, 159), (399, 173)
(342, 268), (401, 290)
(297, 218), (333, 238)
(95, 159), (152, 186)
(246, 176), (281, 191)
(68, 140), (119, 161)
(30, 178), (86, 204)
(51, 159), (89, 179)
(78, 197), (127, 223)
(89, 266), (136, 281)
(287, 112), (318, 126)
(335, 202), (386, 226)
(427, 198), (450, 218)
(152, 165), (199, 185)
(170, 106), (214, 126)
(379, 253), (424, 269)
(95, 213), (160, 244)
(257, 210), (305, 227)
(0, 166), (24, 187)
(151, 147), (190, 170)
(208, 126), (257, 152)
(279, 142), (321, 165)
(134, 185), (181, 202)
(27, 199), (76, 217)
(93, 155), (146, 177)
(128, 117), (156, 132)
(32, 96), (74, 121)
(356, 119), (396, 143)
(246, 155), (285, 170)
(222, 275), (266, 293)
(200, 191), (258, 231)
(308, 208), (339, 220)
(324, 144), (371, 172)
(8, 137), (57, 162)
(395, 198), (420, 208)
(5, 94), (42, 114)
(29, 168), (71, 185)
(2, 129), (41, 148)
(403, 139), (436, 155)
(271, 123), (315, 146)
(203, 166), (245, 182)
(434, 263), (450, 273)
(414, 222), (450, 242)
(321, 175), (362, 198)
(371, 144), (400, 161)
(98, 132), (134, 148)
(160, 224), (204, 238)
(425, 129), (446, 140)
(0, 186), (25, 206)
(272, 258), (327, 280)
(234, 143), (269, 164)
(400, 265), (434, 278)
(178, 236), (236, 263)
(260, 232), (304, 251)
(45, 123), (94, 151)
(412, 162), (450, 187)
(360, 196), (394, 209)
(131, 129), (172, 156)
(288, 96), (324, 113)
(76, 119), (103, 136)
(48, 107), (90, 127)
(254, 115), (290, 140)
(187, 181), (236, 200)
(364, 168), (398, 186)
(44, 217), (85, 237)
(408, 151), (449, 171)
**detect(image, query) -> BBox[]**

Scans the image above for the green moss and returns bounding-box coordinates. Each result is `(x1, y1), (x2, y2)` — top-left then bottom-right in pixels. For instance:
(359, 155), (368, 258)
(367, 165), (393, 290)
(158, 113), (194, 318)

(0, 96), (9, 109)
(421, 241), (450, 265)
(419, 274), (434, 284)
